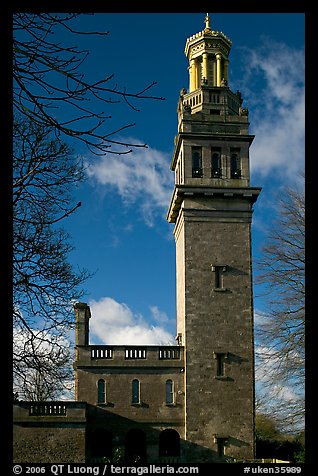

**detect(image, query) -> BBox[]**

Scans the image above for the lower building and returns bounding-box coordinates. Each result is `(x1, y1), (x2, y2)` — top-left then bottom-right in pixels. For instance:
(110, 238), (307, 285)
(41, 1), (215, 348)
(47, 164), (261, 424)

(13, 303), (253, 463)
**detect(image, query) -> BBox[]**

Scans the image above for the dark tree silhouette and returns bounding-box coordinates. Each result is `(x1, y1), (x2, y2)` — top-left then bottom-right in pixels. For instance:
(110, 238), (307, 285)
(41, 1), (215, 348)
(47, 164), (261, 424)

(13, 117), (90, 399)
(13, 13), (164, 155)
(13, 13), (164, 398)
(255, 178), (305, 432)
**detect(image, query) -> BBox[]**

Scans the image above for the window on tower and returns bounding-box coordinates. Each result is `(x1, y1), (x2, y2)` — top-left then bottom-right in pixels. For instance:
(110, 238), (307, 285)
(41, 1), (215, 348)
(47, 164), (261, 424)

(211, 148), (222, 178)
(192, 147), (203, 177)
(230, 149), (241, 178)
(211, 265), (227, 290)
(216, 353), (225, 377)
(214, 353), (227, 377)
(215, 436), (228, 457)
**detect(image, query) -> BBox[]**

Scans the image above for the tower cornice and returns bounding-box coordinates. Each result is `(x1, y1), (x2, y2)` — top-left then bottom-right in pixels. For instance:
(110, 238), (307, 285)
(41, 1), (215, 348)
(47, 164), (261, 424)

(185, 29), (232, 58)
(167, 185), (261, 223)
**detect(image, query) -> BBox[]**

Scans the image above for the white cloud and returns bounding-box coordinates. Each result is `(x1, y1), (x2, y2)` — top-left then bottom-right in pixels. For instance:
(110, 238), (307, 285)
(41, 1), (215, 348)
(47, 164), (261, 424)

(88, 296), (175, 345)
(85, 141), (174, 226)
(149, 305), (170, 324)
(250, 95), (304, 178)
(238, 39), (305, 179)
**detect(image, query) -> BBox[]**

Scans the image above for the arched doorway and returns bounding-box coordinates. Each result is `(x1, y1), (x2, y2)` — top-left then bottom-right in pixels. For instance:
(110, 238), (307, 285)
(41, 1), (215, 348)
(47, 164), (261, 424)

(159, 429), (180, 457)
(90, 429), (113, 461)
(125, 429), (147, 464)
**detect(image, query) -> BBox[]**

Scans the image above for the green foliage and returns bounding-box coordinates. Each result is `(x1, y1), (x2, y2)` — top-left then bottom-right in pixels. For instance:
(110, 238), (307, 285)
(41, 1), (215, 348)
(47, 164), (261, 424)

(256, 414), (305, 462)
(256, 413), (281, 441)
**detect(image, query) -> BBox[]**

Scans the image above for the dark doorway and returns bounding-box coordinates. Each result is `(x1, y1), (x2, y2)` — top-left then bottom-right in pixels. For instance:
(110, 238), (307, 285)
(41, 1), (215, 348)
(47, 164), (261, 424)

(90, 429), (113, 460)
(125, 428), (147, 464)
(159, 429), (180, 457)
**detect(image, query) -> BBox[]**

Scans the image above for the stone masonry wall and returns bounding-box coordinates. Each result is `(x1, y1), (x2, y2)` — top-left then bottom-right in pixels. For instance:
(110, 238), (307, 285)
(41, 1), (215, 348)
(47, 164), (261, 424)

(13, 425), (86, 463)
(175, 196), (256, 461)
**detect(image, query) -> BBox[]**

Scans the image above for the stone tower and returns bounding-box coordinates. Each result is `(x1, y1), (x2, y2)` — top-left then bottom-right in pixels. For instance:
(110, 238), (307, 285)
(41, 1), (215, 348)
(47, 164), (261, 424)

(167, 14), (261, 461)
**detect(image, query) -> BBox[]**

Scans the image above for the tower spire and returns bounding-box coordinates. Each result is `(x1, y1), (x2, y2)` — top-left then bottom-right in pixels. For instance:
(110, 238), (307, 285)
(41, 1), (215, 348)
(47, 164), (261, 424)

(204, 13), (211, 30)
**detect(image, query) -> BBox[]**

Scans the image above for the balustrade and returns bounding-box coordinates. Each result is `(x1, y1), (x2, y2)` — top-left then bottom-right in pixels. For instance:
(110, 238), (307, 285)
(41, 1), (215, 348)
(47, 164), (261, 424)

(29, 403), (66, 416)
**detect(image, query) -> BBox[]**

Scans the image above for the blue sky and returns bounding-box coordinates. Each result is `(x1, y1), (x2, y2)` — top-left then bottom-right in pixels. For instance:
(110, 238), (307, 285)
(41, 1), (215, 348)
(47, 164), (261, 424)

(49, 13), (305, 351)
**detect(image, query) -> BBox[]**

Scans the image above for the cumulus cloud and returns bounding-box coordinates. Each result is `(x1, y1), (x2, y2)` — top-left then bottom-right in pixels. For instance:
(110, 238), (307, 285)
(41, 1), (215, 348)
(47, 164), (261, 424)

(88, 296), (175, 345)
(238, 39), (305, 179)
(85, 142), (174, 226)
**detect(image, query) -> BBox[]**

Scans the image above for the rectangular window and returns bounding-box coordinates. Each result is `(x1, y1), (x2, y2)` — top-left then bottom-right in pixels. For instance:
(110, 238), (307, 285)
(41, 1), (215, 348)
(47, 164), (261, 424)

(192, 147), (203, 177)
(211, 148), (221, 178)
(211, 265), (227, 290)
(217, 354), (225, 377)
(165, 380), (174, 405)
(214, 352), (228, 377)
(216, 437), (227, 457)
(215, 267), (222, 289)
(230, 148), (241, 178)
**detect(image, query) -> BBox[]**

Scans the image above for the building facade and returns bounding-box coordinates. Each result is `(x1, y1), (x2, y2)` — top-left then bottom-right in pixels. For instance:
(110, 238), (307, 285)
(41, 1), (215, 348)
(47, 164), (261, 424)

(13, 15), (261, 464)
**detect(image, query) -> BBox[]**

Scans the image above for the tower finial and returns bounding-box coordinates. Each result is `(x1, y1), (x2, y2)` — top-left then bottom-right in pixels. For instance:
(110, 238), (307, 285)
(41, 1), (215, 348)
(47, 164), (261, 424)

(205, 13), (211, 30)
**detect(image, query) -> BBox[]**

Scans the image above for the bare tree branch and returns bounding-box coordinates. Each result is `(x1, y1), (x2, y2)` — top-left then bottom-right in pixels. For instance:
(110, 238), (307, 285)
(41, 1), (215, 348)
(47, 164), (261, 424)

(13, 13), (165, 155)
(255, 177), (305, 432)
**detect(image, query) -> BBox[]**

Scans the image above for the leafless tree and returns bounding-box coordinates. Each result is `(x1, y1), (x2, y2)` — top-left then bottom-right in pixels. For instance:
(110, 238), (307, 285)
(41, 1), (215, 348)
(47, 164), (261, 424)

(12, 13), (164, 399)
(254, 177), (305, 432)
(13, 13), (164, 155)
(13, 116), (89, 399)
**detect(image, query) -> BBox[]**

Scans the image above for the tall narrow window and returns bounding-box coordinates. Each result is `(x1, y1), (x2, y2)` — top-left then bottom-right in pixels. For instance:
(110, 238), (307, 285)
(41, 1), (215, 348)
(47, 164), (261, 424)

(192, 147), (203, 177)
(211, 148), (221, 178)
(97, 379), (106, 404)
(165, 379), (174, 405)
(132, 379), (140, 404)
(230, 150), (241, 178)
(215, 266), (222, 288)
(216, 437), (227, 457)
(212, 265), (227, 290)
(215, 353), (226, 377)
(214, 352), (229, 378)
